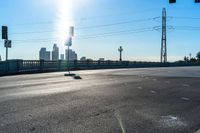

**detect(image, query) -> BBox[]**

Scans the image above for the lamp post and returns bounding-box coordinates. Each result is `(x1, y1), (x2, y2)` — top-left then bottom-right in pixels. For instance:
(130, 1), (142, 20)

(118, 46), (123, 61)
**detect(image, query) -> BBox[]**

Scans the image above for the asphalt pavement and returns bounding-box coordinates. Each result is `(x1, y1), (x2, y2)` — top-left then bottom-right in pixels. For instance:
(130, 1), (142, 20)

(0, 66), (200, 133)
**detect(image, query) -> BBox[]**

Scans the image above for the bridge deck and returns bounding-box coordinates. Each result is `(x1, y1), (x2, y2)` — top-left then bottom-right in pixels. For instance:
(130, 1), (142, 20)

(0, 67), (200, 133)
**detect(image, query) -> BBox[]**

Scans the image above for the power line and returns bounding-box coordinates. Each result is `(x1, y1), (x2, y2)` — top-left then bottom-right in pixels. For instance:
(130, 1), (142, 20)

(76, 29), (154, 40)
(9, 15), (200, 36)
(77, 27), (154, 38)
(5, 8), (160, 26)
(10, 30), (55, 35)
(169, 16), (200, 20)
(0, 17), (157, 36)
(12, 27), (156, 43)
(4, 24), (200, 43)
(172, 26), (200, 31)
(77, 17), (157, 29)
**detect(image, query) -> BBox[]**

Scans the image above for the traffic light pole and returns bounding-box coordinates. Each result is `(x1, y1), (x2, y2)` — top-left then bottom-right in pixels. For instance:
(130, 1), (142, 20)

(6, 46), (8, 61)
(67, 45), (70, 74)
(64, 26), (80, 78)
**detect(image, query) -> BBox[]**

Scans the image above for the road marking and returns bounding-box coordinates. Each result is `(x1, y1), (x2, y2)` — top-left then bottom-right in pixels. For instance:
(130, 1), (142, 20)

(150, 90), (156, 94)
(137, 86), (143, 90)
(115, 111), (126, 133)
(182, 84), (190, 87)
(181, 97), (190, 101)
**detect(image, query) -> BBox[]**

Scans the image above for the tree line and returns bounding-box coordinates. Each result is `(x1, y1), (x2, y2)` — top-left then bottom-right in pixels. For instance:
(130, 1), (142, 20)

(183, 51), (200, 63)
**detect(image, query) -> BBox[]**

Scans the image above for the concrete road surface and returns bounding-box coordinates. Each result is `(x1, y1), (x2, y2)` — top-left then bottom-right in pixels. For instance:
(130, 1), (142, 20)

(0, 66), (200, 133)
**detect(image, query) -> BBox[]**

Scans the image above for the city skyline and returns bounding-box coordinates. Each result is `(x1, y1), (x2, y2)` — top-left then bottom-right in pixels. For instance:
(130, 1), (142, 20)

(39, 44), (78, 61)
(0, 0), (200, 61)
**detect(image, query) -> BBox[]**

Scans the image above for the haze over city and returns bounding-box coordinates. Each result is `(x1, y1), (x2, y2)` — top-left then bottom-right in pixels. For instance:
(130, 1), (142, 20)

(0, 0), (200, 61)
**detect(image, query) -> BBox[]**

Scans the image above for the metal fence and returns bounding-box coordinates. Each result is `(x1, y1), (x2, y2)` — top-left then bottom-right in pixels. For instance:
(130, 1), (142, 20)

(0, 59), (199, 76)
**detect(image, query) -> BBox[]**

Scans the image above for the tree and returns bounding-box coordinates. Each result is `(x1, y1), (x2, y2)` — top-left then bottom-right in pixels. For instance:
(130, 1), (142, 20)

(197, 51), (200, 61)
(184, 56), (189, 62)
(190, 58), (197, 63)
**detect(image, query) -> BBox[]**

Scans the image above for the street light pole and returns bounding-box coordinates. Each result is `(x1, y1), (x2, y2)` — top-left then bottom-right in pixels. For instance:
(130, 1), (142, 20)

(118, 46), (123, 61)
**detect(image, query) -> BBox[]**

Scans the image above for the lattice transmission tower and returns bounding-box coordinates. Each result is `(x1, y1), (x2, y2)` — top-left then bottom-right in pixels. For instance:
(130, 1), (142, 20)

(161, 8), (167, 63)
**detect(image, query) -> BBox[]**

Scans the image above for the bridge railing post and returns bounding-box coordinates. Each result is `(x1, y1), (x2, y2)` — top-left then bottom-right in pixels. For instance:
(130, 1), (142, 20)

(87, 60), (90, 67)
(16, 59), (23, 71)
(58, 60), (62, 71)
(40, 59), (44, 71)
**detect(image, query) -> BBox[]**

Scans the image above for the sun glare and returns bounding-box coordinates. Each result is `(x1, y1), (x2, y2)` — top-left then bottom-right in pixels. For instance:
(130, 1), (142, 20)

(55, 0), (74, 52)
(55, 0), (91, 53)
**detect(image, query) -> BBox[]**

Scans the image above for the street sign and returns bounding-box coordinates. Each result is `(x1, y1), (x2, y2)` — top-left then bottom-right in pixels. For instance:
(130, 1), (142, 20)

(69, 26), (74, 37)
(65, 37), (72, 46)
(2, 26), (8, 40)
(4, 40), (12, 48)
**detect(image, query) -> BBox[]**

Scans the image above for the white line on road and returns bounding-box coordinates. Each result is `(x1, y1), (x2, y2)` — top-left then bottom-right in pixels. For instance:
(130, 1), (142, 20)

(115, 111), (126, 133)
(181, 97), (190, 101)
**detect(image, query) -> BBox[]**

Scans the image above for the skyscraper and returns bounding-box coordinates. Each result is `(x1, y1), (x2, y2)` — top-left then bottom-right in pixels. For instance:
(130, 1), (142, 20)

(52, 44), (59, 60)
(65, 49), (77, 61)
(39, 48), (50, 60)
(60, 54), (64, 60)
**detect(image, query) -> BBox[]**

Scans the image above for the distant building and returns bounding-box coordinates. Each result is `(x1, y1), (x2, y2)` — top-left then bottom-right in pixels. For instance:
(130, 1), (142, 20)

(52, 44), (59, 60)
(99, 58), (105, 61)
(87, 58), (93, 61)
(80, 56), (86, 61)
(65, 49), (77, 61)
(46, 51), (50, 60)
(39, 48), (50, 60)
(60, 54), (64, 60)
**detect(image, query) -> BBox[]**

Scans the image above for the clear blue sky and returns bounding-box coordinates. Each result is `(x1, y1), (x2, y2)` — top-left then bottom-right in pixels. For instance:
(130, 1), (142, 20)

(0, 0), (200, 61)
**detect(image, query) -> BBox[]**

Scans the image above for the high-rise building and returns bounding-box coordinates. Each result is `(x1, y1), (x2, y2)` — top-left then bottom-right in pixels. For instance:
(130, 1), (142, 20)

(52, 44), (59, 60)
(60, 54), (64, 60)
(46, 51), (50, 61)
(65, 49), (77, 61)
(39, 48), (50, 60)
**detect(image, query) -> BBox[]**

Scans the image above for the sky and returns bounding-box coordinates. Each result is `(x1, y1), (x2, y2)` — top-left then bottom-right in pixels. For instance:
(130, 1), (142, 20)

(0, 0), (200, 62)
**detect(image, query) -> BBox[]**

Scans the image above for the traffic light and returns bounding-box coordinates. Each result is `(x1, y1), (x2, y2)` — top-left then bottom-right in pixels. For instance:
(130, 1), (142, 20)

(169, 0), (176, 3)
(195, 0), (200, 3)
(2, 26), (8, 40)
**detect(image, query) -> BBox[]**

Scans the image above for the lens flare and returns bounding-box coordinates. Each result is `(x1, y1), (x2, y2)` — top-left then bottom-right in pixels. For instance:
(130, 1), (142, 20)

(55, 0), (91, 54)
(55, 0), (74, 52)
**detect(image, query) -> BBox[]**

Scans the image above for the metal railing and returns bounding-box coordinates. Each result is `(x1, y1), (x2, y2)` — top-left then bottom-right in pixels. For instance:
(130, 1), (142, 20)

(0, 59), (199, 75)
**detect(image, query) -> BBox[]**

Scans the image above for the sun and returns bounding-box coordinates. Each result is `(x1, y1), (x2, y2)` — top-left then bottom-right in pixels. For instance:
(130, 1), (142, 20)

(55, 0), (74, 51)
(54, 0), (91, 53)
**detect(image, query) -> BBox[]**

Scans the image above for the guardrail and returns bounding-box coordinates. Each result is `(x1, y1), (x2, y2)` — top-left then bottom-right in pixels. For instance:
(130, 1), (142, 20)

(0, 59), (199, 76)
